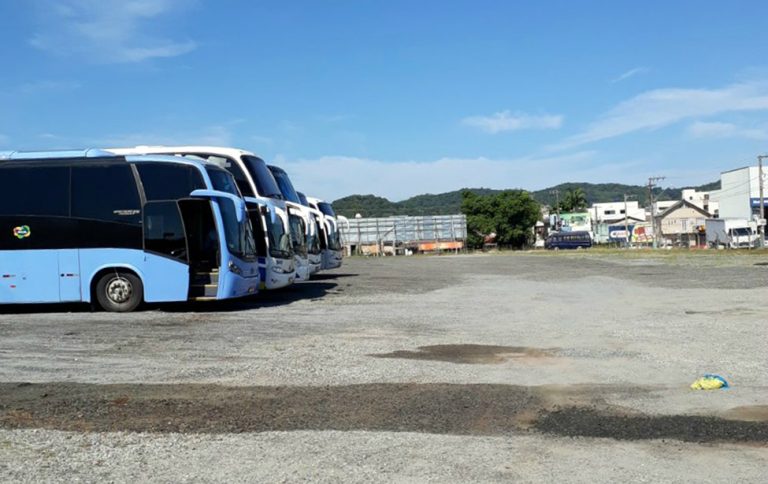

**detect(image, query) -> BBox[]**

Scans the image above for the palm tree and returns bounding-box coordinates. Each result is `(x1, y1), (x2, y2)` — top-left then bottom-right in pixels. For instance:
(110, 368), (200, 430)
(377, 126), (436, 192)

(560, 188), (588, 212)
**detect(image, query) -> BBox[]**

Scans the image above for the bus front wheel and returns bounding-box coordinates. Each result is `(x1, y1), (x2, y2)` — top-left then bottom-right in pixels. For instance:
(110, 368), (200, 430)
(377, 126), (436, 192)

(95, 272), (143, 312)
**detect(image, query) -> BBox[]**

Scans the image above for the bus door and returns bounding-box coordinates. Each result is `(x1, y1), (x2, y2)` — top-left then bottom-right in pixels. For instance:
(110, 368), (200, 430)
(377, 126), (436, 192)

(57, 249), (81, 301)
(178, 199), (219, 273)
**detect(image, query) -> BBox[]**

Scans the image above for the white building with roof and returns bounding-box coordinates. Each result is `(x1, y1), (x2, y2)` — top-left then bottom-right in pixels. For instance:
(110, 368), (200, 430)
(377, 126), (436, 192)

(709, 166), (767, 220)
(681, 188), (718, 217)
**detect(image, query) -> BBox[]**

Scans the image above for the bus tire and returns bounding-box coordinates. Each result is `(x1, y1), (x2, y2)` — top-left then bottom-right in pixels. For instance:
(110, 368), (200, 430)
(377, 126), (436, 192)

(95, 271), (143, 312)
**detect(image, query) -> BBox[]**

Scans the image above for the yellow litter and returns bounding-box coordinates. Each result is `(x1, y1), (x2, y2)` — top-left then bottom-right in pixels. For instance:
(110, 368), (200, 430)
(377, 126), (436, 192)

(690, 374), (729, 390)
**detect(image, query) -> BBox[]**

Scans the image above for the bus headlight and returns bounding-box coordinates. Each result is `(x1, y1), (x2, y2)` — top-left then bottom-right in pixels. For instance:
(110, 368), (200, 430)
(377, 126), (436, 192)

(271, 266), (287, 274)
(228, 260), (243, 275)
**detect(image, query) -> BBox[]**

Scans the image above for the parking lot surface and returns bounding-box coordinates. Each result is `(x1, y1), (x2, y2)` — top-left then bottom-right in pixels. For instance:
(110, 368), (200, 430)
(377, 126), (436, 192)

(2, 252), (768, 482)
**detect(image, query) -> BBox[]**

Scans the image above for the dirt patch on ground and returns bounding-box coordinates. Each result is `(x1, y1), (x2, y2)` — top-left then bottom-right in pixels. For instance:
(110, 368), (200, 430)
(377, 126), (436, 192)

(2, 382), (767, 444)
(722, 405), (768, 422)
(536, 407), (768, 443)
(370, 344), (555, 364)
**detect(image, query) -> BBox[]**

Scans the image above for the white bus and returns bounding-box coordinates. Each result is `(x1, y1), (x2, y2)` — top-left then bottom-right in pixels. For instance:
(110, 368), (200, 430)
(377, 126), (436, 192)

(108, 146), (298, 289)
(306, 196), (344, 270)
(267, 165), (320, 280)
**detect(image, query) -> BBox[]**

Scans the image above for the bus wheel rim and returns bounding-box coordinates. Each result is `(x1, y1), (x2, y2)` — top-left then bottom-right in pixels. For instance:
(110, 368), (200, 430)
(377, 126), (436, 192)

(106, 277), (132, 304)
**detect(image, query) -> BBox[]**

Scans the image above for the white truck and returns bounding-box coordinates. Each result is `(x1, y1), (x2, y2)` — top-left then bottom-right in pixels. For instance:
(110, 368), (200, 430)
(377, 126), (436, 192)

(705, 218), (759, 249)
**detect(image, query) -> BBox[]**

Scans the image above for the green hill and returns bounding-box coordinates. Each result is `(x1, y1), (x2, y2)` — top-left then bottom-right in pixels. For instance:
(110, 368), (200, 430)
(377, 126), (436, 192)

(332, 181), (720, 218)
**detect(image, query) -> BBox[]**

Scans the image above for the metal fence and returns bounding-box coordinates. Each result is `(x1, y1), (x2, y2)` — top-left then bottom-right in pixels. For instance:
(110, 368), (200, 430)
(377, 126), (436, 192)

(340, 214), (467, 255)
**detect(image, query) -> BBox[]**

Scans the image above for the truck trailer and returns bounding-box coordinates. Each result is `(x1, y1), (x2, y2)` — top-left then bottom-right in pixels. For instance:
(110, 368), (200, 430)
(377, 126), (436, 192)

(705, 218), (759, 249)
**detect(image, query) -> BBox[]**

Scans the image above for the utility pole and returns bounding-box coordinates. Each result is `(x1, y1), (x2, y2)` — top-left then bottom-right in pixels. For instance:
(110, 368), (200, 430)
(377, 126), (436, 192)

(647, 176), (666, 249)
(758, 155), (767, 247)
(624, 194), (636, 249)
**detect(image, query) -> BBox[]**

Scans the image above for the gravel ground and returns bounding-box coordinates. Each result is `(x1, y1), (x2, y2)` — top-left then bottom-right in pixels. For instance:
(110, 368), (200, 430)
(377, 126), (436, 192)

(1, 251), (767, 482)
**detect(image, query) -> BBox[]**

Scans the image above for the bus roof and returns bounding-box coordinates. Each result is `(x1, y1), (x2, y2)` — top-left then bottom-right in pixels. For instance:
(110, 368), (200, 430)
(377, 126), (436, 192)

(0, 148), (114, 160)
(108, 145), (258, 160)
(0, 151), (216, 175)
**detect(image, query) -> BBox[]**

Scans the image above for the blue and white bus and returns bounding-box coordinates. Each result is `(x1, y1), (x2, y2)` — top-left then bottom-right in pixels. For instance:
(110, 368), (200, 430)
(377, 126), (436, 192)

(0, 149), (259, 311)
(108, 147), (297, 290)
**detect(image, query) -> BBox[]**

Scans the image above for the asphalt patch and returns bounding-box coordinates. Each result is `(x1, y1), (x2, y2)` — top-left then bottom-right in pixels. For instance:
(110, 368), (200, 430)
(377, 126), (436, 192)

(2, 382), (768, 444)
(370, 344), (554, 364)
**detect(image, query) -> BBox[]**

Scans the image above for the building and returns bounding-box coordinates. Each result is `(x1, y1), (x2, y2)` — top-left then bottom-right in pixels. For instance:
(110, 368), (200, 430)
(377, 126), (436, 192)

(589, 201), (645, 244)
(656, 200), (710, 247)
(590, 201), (646, 223)
(653, 200), (677, 214)
(709, 166), (766, 220)
(555, 211), (592, 233)
(340, 214), (467, 255)
(681, 188), (719, 216)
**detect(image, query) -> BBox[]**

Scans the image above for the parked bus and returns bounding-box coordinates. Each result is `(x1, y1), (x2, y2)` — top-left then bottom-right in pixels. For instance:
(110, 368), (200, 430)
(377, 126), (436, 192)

(297, 192), (324, 275)
(108, 147), (297, 289)
(267, 165), (317, 280)
(306, 196), (344, 270)
(0, 149), (259, 311)
(544, 231), (593, 250)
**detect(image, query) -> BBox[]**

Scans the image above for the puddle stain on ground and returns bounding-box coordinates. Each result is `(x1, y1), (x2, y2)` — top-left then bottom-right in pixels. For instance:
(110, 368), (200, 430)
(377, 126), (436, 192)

(1, 382), (767, 444)
(370, 344), (555, 364)
(685, 308), (758, 316)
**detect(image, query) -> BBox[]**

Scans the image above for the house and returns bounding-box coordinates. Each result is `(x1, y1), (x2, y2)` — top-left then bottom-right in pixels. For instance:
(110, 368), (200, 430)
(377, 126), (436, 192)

(656, 200), (711, 247)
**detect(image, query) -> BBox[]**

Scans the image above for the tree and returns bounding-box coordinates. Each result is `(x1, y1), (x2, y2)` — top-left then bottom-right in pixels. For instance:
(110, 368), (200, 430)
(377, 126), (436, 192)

(559, 187), (587, 212)
(461, 190), (541, 249)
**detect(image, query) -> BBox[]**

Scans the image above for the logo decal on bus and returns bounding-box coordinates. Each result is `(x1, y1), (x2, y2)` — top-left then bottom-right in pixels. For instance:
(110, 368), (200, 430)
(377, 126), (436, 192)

(13, 225), (31, 239)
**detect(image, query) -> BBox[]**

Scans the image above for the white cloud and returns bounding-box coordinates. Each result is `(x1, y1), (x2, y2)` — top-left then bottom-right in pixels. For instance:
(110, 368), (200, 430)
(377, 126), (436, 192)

(610, 67), (648, 83)
(557, 80), (768, 149)
(462, 111), (563, 134)
(271, 151), (658, 202)
(29, 0), (197, 63)
(687, 121), (768, 140)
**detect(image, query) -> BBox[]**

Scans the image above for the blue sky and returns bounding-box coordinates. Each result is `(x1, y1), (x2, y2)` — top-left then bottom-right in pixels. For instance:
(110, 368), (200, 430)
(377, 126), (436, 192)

(2, 1), (768, 200)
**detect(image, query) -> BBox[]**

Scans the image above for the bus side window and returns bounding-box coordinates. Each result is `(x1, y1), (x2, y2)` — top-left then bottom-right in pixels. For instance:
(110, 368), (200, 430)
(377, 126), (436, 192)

(0, 166), (69, 217)
(71, 165), (141, 224)
(136, 164), (206, 201)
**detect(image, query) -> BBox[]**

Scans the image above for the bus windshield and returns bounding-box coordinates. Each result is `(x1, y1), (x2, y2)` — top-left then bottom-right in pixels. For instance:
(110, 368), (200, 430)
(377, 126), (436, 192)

(269, 167), (302, 204)
(326, 224), (342, 251)
(242, 155), (283, 199)
(318, 202), (336, 218)
(266, 208), (293, 259)
(288, 214), (307, 256)
(218, 198), (257, 261)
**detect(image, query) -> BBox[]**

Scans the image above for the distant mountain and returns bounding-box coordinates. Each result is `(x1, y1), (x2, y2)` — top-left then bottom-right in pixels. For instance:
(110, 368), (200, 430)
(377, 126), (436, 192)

(331, 181), (721, 218)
